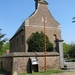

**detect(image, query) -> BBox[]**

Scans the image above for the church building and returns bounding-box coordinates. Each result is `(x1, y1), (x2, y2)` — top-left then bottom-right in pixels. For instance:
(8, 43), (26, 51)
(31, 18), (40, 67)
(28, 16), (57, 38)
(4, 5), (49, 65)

(10, 0), (61, 52)
(0, 0), (64, 75)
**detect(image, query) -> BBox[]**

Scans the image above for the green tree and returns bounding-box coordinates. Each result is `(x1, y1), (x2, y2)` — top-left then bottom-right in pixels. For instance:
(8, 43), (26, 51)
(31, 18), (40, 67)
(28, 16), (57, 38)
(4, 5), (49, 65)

(63, 42), (75, 58)
(3, 42), (9, 50)
(63, 42), (70, 54)
(68, 42), (75, 58)
(0, 29), (7, 55)
(27, 31), (53, 52)
(1, 42), (10, 55)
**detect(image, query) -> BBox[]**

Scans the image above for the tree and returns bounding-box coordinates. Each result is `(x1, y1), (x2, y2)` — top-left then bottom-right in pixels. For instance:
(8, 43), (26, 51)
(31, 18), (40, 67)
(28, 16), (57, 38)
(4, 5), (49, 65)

(68, 42), (75, 58)
(63, 42), (75, 58)
(3, 42), (9, 50)
(0, 29), (7, 55)
(63, 42), (70, 54)
(72, 17), (75, 23)
(0, 42), (10, 55)
(27, 31), (53, 52)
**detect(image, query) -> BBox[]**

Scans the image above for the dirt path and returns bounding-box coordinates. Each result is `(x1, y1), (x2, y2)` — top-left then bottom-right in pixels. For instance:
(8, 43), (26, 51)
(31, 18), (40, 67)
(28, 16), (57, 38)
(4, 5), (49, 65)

(50, 71), (75, 75)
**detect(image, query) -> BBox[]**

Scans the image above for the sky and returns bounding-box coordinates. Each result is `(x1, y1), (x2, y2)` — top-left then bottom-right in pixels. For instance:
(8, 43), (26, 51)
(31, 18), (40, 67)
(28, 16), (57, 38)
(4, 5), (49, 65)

(0, 0), (75, 44)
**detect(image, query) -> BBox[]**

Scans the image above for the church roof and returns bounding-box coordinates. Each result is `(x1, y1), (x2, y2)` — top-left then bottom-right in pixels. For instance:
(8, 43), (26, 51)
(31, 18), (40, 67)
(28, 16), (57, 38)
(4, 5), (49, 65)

(15, 21), (25, 35)
(10, 21), (25, 40)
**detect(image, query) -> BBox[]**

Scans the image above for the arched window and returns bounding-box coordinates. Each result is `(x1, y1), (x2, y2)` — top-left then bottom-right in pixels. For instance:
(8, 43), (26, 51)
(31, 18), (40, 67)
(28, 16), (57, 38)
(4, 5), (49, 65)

(53, 34), (57, 40)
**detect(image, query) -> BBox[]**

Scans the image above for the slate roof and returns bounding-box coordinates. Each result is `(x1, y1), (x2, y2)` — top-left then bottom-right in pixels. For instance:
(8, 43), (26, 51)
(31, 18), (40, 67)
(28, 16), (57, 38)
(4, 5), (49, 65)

(10, 21), (25, 40)
(15, 21), (25, 35)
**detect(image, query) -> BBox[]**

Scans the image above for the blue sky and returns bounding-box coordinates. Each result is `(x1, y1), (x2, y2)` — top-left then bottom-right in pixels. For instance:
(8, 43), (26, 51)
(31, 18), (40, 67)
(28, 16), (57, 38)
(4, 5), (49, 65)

(0, 0), (75, 44)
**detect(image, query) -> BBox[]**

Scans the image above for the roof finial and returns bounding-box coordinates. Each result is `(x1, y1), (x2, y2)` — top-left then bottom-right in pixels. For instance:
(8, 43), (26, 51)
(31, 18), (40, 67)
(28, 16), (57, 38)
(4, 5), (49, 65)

(35, 0), (45, 2)
(34, 0), (48, 4)
(34, 0), (48, 10)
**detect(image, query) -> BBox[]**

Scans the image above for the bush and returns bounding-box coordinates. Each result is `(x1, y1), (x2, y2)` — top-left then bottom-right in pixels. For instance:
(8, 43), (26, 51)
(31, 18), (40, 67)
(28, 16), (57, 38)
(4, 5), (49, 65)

(27, 32), (53, 52)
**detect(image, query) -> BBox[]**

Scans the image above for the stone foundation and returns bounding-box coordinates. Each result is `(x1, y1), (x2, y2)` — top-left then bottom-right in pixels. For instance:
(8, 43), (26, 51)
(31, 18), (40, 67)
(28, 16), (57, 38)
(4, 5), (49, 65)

(0, 52), (60, 75)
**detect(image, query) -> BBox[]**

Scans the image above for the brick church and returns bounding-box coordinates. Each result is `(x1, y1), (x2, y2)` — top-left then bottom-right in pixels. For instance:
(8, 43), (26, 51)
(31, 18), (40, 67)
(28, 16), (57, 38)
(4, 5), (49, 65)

(1, 0), (63, 75)
(10, 0), (61, 53)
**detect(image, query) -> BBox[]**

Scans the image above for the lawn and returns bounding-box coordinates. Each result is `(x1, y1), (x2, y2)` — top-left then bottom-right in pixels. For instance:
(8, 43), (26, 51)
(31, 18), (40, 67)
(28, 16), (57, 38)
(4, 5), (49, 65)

(20, 69), (63, 75)
(67, 58), (75, 62)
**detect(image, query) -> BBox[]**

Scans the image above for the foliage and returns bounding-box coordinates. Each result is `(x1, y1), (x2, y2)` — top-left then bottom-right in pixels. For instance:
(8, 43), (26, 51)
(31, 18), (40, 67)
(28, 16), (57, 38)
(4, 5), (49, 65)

(0, 42), (10, 55)
(20, 69), (63, 75)
(63, 42), (70, 54)
(63, 42), (75, 58)
(27, 32), (53, 52)
(0, 29), (7, 55)
(68, 42), (75, 58)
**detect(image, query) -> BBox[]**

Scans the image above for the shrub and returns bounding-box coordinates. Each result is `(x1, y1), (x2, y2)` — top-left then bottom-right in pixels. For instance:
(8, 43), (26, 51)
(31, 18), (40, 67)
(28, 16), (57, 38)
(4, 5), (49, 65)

(27, 31), (53, 52)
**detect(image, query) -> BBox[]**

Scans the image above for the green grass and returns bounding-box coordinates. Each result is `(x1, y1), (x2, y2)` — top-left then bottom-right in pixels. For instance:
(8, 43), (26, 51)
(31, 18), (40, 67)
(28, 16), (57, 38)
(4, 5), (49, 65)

(20, 69), (63, 75)
(67, 58), (75, 61)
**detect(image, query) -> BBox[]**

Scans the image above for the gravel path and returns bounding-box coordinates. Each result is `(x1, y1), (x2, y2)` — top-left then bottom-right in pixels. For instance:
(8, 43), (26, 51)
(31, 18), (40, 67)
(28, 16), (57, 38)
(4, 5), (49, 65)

(50, 71), (75, 75)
